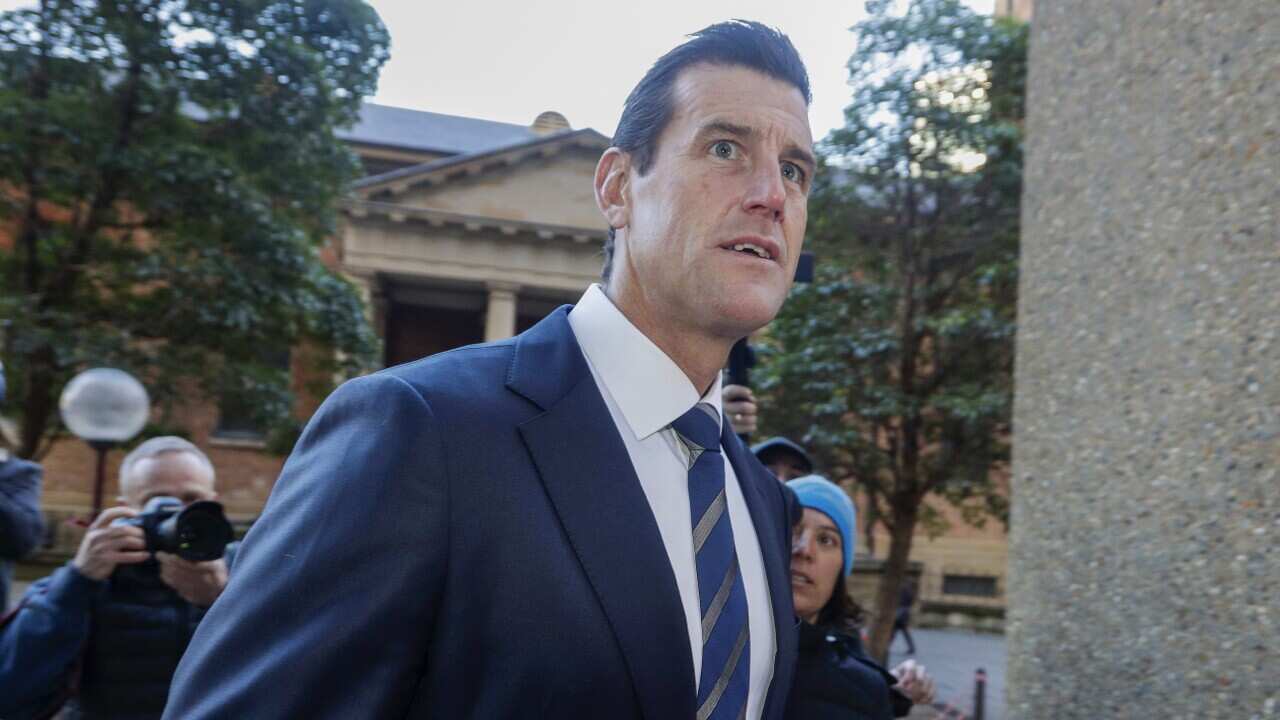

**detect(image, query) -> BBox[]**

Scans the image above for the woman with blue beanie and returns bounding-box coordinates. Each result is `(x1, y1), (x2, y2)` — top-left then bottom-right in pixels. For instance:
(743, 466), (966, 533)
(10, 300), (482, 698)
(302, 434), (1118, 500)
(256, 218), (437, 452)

(785, 475), (934, 720)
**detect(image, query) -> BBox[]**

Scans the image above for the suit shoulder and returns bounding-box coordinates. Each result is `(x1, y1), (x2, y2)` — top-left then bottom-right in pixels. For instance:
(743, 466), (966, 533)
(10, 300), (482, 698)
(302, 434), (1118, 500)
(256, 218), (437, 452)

(350, 339), (518, 410)
(386, 338), (514, 383)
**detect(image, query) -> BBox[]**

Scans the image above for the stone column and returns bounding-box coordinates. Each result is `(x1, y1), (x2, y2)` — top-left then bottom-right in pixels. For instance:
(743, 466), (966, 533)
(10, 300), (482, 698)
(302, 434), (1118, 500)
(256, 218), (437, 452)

(345, 272), (386, 338)
(1010, 2), (1277, 718)
(483, 282), (520, 342)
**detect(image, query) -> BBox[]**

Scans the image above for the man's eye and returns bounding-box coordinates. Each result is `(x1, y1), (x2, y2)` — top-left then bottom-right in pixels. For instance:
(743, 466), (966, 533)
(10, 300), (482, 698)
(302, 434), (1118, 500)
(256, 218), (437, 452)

(782, 161), (806, 184)
(711, 141), (736, 159)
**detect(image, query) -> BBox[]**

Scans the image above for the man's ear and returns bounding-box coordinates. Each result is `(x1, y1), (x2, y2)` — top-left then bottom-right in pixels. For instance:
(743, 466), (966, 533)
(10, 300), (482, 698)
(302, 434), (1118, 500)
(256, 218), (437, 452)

(594, 147), (631, 232)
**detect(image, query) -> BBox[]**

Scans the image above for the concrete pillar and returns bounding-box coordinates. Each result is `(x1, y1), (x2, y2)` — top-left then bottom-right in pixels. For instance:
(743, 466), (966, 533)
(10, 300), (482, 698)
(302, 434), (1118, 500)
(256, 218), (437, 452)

(346, 271), (388, 341)
(483, 282), (520, 341)
(1010, 2), (1278, 717)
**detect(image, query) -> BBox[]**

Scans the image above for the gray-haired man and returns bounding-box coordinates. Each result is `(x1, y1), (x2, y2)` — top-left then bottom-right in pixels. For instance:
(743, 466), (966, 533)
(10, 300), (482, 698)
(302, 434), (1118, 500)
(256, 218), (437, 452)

(0, 437), (233, 719)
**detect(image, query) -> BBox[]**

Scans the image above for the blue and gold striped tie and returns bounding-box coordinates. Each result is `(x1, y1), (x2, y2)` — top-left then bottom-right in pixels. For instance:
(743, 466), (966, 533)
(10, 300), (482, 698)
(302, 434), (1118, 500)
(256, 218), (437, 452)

(672, 403), (750, 720)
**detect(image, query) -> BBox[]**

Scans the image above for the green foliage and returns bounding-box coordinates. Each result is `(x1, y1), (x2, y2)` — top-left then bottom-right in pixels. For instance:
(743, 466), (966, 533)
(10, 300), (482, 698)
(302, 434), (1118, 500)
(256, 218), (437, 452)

(757, 0), (1027, 533)
(0, 0), (388, 458)
(264, 417), (303, 457)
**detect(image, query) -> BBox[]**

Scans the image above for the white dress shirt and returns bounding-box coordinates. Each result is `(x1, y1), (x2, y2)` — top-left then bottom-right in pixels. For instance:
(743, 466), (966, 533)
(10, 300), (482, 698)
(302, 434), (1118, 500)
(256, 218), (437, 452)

(568, 284), (776, 719)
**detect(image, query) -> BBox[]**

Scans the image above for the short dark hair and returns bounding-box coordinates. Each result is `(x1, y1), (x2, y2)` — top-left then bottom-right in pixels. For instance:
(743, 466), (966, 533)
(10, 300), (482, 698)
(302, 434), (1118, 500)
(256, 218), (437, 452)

(601, 20), (812, 281)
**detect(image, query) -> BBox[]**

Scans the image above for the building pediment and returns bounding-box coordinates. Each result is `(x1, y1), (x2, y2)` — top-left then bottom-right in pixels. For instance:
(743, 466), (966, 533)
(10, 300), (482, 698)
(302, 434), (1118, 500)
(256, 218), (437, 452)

(352, 129), (610, 230)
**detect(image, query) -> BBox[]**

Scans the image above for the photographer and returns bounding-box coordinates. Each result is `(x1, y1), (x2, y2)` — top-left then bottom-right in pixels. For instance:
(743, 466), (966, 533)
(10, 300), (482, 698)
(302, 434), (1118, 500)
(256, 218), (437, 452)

(0, 436), (235, 719)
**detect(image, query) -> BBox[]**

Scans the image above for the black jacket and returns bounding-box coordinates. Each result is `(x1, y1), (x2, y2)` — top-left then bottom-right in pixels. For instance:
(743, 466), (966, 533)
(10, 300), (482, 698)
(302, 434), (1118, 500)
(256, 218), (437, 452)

(785, 622), (912, 720)
(64, 562), (209, 719)
(1, 544), (238, 720)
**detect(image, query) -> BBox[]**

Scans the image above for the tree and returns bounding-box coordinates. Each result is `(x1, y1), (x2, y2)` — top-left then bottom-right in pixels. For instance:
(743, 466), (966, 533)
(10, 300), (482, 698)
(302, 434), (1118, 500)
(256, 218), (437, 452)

(756, 0), (1027, 660)
(0, 0), (389, 459)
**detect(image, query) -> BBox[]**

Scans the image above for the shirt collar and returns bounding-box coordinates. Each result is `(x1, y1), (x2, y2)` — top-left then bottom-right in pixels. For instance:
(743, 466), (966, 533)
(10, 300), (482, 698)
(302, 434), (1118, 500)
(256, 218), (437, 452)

(568, 284), (723, 440)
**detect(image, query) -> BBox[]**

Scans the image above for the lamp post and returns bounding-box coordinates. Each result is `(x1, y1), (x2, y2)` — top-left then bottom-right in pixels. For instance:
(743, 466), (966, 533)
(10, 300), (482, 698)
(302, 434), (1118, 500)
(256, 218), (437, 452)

(59, 368), (150, 519)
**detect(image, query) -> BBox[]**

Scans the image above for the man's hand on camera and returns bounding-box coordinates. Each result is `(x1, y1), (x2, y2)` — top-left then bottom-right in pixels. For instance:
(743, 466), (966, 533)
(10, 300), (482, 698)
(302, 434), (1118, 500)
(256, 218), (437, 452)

(156, 552), (229, 608)
(723, 384), (759, 435)
(73, 506), (149, 581)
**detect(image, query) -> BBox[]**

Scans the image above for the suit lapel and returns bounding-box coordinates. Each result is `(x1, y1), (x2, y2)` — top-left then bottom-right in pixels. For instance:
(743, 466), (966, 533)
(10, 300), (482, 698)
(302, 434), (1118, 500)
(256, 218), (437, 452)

(511, 309), (697, 720)
(722, 424), (798, 720)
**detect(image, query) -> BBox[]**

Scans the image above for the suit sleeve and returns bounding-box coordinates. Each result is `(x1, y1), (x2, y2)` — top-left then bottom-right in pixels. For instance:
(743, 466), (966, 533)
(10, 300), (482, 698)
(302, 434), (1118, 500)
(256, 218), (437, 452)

(0, 458), (44, 561)
(163, 373), (449, 719)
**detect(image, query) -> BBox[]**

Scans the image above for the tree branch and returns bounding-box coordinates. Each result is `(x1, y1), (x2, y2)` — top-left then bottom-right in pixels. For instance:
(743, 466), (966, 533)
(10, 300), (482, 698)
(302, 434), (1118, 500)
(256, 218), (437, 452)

(867, 483), (894, 536)
(43, 51), (144, 305)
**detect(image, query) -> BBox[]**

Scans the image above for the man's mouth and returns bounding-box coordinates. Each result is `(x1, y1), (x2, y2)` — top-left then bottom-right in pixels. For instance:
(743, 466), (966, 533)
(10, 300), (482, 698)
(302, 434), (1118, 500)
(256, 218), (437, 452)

(730, 242), (773, 260)
(719, 235), (781, 263)
(791, 571), (813, 586)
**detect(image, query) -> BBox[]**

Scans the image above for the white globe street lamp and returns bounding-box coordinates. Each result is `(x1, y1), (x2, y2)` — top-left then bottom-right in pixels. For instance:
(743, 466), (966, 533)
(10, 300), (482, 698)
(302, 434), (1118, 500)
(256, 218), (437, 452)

(59, 368), (150, 518)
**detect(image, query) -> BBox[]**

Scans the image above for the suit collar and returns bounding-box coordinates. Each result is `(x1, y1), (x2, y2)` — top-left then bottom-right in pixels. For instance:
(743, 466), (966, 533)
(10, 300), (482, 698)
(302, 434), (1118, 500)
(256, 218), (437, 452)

(567, 284), (724, 440)
(505, 306), (582, 410)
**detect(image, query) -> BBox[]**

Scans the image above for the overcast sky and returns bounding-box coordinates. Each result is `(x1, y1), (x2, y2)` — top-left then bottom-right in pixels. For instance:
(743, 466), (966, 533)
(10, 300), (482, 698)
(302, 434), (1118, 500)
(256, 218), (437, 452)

(0, 0), (994, 142)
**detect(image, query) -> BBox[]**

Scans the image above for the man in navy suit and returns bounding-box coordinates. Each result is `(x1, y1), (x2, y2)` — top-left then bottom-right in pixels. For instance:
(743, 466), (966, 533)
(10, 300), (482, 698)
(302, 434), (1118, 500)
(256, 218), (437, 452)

(165, 20), (816, 720)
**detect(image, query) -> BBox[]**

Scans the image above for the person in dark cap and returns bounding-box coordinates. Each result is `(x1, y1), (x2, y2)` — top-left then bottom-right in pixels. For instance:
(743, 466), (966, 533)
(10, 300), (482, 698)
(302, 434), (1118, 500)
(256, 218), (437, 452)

(723, 383), (814, 482)
(0, 361), (44, 614)
(752, 436), (814, 482)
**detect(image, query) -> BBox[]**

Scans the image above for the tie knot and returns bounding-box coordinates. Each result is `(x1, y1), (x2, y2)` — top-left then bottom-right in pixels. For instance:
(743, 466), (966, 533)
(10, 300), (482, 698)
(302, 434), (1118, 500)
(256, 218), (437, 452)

(671, 403), (722, 453)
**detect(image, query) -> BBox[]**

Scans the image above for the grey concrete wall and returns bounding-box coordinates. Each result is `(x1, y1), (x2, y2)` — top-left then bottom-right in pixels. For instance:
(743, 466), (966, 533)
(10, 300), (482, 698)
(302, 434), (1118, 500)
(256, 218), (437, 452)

(1009, 2), (1277, 718)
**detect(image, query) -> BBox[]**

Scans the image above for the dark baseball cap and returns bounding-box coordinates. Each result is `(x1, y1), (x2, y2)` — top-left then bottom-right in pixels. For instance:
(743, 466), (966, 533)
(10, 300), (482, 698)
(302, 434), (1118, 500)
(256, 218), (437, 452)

(750, 436), (813, 474)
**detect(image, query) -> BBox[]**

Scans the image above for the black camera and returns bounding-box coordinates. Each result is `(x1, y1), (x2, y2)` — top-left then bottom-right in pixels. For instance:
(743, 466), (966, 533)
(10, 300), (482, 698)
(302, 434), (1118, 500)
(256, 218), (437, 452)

(113, 496), (234, 562)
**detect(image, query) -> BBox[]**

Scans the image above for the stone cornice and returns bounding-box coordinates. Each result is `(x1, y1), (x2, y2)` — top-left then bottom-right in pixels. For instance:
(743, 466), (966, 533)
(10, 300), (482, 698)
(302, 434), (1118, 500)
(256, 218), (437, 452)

(341, 199), (605, 245)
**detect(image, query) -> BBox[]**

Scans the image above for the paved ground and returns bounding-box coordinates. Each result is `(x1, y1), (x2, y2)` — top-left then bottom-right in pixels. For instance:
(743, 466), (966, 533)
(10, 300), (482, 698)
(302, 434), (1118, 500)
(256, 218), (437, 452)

(887, 627), (1008, 720)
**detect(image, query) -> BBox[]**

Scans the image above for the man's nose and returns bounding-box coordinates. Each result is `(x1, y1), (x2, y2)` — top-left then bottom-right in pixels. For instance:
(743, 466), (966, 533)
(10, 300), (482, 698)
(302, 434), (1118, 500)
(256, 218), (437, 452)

(742, 162), (786, 223)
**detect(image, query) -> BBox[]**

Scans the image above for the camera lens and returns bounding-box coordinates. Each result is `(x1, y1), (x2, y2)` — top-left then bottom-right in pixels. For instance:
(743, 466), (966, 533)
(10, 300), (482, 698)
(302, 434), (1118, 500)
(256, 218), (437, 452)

(156, 500), (233, 561)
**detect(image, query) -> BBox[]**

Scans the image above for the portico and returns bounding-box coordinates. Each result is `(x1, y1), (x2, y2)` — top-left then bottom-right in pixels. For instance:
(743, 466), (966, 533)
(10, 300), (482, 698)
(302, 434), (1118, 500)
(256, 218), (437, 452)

(337, 109), (610, 365)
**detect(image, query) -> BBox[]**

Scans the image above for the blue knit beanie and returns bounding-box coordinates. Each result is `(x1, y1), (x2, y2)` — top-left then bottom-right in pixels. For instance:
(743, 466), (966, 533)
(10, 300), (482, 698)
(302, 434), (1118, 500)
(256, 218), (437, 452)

(787, 475), (857, 577)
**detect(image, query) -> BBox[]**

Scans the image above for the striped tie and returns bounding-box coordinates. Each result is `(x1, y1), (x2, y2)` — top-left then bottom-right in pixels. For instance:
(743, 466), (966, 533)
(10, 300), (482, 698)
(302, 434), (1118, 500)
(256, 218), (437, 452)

(672, 403), (750, 720)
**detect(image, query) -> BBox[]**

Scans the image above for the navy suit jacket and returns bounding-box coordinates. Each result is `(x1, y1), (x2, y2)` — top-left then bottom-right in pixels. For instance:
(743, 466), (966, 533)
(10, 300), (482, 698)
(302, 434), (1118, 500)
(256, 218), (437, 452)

(163, 307), (798, 719)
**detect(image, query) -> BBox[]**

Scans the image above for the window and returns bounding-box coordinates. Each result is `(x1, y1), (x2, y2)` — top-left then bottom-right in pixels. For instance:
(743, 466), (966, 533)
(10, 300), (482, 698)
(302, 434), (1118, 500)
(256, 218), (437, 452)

(942, 574), (999, 598)
(213, 348), (291, 442)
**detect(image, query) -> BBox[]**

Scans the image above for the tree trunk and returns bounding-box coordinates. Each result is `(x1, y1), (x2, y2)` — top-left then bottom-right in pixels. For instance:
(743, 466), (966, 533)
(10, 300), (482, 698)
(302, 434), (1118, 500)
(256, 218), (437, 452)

(867, 500), (919, 663)
(863, 498), (877, 556)
(17, 344), (57, 460)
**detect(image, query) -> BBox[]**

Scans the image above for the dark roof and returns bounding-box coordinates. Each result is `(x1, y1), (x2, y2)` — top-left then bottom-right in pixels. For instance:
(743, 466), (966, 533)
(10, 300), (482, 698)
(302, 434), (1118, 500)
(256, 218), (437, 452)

(337, 103), (540, 155)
